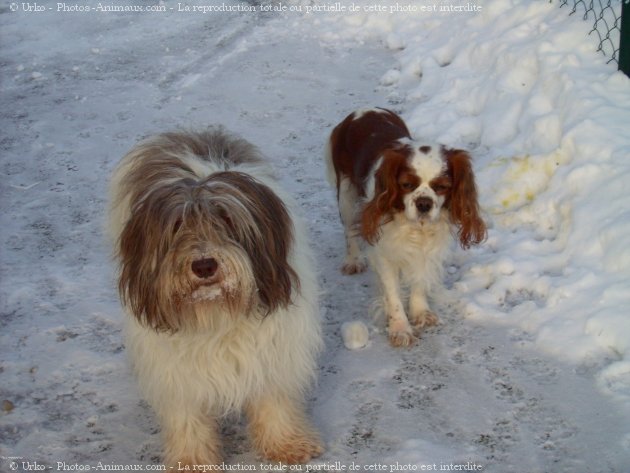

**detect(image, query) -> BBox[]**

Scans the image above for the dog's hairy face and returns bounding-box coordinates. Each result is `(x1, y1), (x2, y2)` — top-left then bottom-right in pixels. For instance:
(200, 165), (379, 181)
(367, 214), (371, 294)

(117, 171), (298, 333)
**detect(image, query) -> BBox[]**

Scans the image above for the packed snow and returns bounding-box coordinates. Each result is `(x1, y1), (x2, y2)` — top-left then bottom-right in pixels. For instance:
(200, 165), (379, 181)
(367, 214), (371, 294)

(1, 1), (630, 472)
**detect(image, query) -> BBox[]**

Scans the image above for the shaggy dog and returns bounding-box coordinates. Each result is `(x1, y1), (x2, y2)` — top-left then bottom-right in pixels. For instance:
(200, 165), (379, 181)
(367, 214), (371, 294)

(109, 129), (323, 468)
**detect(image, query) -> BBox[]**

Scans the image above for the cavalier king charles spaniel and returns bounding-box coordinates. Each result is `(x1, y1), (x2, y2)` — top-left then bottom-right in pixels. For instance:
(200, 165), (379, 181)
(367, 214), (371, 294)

(109, 129), (323, 467)
(326, 108), (486, 347)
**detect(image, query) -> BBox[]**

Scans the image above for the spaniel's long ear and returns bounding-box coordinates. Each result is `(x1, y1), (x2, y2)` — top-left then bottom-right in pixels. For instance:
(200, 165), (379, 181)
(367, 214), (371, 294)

(360, 151), (407, 245)
(445, 148), (487, 249)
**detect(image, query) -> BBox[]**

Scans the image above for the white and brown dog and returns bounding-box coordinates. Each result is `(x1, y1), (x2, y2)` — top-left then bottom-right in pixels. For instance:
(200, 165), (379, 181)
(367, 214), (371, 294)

(109, 129), (323, 467)
(326, 108), (486, 347)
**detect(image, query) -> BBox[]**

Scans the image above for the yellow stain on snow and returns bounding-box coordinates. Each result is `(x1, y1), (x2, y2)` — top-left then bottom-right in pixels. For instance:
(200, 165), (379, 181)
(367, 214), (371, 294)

(490, 149), (566, 213)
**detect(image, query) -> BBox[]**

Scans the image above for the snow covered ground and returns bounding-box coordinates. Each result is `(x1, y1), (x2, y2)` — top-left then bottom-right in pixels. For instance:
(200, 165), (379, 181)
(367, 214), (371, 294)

(1, 0), (630, 472)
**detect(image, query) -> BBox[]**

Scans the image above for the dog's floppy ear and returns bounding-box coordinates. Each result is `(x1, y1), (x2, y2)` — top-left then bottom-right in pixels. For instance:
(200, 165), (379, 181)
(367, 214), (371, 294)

(360, 150), (407, 244)
(117, 187), (184, 332)
(444, 148), (487, 249)
(210, 172), (299, 315)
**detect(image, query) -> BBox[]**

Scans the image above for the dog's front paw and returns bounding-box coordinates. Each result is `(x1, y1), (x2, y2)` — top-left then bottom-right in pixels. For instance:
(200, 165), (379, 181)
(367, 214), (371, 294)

(263, 434), (324, 464)
(388, 330), (416, 348)
(341, 257), (367, 275)
(163, 418), (224, 471)
(409, 310), (439, 335)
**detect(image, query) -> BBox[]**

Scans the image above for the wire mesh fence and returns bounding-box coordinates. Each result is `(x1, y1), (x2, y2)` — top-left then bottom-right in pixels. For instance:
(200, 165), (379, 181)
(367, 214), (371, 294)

(558, 0), (629, 75)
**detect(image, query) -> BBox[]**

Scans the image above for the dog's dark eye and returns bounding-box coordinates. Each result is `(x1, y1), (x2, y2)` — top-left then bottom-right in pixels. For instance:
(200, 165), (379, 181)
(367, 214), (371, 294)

(222, 214), (234, 230)
(173, 218), (183, 235)
(431, 180), (451, 194)
(216, 208), (234, 230)
(400, 182), (416, 191)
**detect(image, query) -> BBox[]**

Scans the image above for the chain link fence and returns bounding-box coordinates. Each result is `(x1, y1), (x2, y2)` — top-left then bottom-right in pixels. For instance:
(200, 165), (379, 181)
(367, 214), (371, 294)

(558, 0), (629, 75)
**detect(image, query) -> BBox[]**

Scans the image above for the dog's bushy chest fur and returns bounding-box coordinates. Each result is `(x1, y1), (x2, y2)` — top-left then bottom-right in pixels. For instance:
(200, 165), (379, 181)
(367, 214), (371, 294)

(125, 294), (317, 415)
(370, 212), (451, 285)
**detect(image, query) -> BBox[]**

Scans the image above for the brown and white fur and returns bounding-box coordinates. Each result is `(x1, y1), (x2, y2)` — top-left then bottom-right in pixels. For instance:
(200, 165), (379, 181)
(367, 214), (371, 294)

(325, 108), (486, 347)
(109, 129), (323, 468)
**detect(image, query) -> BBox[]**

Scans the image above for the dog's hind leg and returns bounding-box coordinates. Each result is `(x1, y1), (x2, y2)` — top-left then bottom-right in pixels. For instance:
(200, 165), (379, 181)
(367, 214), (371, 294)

(338, 177), (367, 275)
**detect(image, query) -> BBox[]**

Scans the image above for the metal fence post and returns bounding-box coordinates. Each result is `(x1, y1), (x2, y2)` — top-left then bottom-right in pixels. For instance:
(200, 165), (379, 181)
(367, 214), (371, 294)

(620, 0), (630, 76)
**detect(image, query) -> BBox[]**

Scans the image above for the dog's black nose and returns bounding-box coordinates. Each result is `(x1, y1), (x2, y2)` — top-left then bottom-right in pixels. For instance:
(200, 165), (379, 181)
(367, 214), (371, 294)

(415, 197), (433, 214)
(191, 258), (218, 279)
